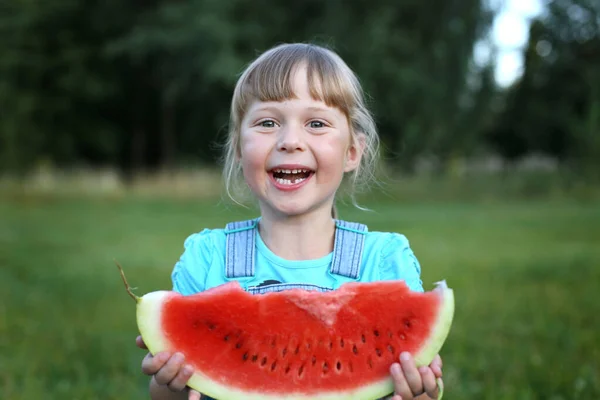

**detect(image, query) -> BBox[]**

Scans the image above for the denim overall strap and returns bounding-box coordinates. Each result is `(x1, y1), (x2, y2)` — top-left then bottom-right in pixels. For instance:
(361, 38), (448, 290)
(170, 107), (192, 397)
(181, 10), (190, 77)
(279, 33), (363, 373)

(330, 220), (368, 279)
(224, 218), (259, 278)
(224, 218), (367, 280)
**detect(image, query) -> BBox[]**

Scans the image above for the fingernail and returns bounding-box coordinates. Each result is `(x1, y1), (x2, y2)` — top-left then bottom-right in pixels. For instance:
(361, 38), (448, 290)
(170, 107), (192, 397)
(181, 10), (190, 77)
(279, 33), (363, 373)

(157, 352), (169, 362)
(173, 352), (185, 363)
(390, 363), (401, 376)
(183, 365), (194, 375)
(400, 352), (410, 361)
(419, 366), (428, 374)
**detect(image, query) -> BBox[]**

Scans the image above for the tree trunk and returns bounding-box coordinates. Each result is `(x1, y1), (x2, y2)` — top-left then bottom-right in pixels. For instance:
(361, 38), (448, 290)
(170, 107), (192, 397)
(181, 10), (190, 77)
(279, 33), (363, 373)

(131, 123), (146, 174)
(160, 90), (176, 172)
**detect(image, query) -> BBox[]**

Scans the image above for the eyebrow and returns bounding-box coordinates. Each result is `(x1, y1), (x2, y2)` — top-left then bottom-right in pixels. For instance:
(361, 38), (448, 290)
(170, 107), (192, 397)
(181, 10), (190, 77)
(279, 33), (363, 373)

(251, 105), (334, 113)
(306, 106), (333, 113)
(252, 106), (280, 113)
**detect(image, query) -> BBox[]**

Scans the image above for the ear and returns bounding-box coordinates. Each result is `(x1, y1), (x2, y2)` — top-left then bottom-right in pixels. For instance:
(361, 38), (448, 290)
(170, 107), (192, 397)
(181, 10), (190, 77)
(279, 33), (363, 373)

(344, 133), (366, 172)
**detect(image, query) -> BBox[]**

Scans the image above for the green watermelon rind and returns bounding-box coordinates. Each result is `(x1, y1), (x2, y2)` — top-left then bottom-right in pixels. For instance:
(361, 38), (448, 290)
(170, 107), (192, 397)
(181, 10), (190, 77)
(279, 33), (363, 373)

(414, 280), (455, 367)
(137, 282), (454, 400)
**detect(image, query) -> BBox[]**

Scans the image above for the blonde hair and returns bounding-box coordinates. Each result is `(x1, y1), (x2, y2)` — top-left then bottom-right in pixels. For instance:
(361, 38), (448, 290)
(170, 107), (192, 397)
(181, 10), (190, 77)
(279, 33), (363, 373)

(223, 43), (380, 210)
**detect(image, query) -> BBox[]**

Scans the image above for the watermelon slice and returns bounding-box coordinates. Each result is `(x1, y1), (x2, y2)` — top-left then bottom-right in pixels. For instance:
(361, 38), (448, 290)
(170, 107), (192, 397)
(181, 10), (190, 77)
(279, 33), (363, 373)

(118, 264), (454, 400)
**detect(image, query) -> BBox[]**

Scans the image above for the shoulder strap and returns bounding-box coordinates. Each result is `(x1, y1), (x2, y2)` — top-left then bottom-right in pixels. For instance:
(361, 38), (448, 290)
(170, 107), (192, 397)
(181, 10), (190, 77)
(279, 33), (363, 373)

(224, 218), (367, 280)
(224, 218), (259, 278)
(331, 220), (368, 279)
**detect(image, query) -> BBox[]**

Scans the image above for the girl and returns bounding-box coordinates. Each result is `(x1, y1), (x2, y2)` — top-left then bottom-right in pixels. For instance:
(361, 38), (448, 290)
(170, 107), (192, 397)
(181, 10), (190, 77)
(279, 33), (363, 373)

(136, 43), (444, 400)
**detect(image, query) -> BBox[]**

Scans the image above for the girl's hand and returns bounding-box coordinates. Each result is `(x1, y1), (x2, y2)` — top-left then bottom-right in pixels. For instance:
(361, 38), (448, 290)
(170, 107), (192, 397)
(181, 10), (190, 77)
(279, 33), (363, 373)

(388, 352), (443, 399)
(136, 335), (203, 400)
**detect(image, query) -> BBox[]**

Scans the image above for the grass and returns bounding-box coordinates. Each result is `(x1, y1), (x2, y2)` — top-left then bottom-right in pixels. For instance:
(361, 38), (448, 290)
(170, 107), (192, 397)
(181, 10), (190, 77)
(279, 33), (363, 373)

(1, 191), (599, 399)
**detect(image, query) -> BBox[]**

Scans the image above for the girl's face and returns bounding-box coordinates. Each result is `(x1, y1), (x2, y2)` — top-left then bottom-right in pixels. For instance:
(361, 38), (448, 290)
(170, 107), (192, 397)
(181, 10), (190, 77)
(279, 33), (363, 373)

(239, 65), (363, 219)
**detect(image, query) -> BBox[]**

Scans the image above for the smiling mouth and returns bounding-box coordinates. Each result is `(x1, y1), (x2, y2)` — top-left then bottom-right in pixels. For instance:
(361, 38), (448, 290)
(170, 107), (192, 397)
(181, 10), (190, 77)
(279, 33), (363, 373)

(270, 168), (314, 186)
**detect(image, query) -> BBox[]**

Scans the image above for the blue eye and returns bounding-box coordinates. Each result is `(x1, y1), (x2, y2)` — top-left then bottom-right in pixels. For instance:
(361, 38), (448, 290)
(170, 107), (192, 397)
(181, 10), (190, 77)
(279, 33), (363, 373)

(309, 121), (325, 128)
(260, 120), (276, 128)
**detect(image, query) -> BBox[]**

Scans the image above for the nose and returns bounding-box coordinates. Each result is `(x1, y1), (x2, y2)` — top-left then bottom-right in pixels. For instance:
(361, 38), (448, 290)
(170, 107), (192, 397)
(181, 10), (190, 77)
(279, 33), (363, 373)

(277, 124), (305, 153)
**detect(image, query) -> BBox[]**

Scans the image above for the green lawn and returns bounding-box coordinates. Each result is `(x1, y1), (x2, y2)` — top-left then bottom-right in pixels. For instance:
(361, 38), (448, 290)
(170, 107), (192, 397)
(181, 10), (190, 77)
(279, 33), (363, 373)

(2, 194), (599, 399)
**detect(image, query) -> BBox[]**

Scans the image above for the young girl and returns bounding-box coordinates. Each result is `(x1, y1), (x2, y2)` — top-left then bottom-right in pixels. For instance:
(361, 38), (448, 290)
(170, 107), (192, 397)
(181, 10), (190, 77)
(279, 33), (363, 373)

(135, 42), (444, 400)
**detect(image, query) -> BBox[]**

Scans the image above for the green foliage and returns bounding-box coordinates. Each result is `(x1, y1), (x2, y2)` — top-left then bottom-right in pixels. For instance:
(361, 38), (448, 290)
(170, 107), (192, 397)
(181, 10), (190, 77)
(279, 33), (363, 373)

(1, 194), (599, 399)
(0, 0), (597, 178)
(0, 0), (134, 172)
(0, 0), (494, 174)
(486, 0), (600, 178)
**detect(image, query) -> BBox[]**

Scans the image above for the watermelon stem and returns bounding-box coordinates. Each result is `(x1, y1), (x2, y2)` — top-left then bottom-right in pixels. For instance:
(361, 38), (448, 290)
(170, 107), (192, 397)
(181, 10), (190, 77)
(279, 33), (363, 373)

(114, 260), (141, 302)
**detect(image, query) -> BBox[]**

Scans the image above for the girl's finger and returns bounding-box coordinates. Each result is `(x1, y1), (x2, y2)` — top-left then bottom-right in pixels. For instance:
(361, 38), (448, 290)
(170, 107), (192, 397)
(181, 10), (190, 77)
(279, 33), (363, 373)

(429, 354), (443, 378)
(155, 352), (186, 386)
(430, 365), (442, 379)
(167, 364), (195, 392)
(141, 352), (169, 376)
(419, 366), (439, 399)
(390, 362), (412, 399)
(136, 335), (148, 349)
(399, 352), (424, 396)
(188, 389), (202, 400)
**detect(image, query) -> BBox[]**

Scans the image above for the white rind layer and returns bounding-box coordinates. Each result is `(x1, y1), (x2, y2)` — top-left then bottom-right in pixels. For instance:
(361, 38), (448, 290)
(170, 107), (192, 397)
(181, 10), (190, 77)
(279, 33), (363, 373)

(136, 283), (455, 400)
(137, 291), (171, 355)
(414, 281), (455, 367)
(187, 374), (392, 400)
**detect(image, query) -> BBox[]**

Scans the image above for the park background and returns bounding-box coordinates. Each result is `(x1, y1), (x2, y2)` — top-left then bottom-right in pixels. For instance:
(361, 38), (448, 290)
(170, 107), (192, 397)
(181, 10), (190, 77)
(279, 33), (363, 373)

(1, 0), (599, 399)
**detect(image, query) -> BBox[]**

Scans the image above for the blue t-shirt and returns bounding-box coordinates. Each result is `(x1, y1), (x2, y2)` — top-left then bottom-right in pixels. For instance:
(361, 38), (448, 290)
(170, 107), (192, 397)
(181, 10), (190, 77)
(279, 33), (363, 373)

(171, 224), (424, 295)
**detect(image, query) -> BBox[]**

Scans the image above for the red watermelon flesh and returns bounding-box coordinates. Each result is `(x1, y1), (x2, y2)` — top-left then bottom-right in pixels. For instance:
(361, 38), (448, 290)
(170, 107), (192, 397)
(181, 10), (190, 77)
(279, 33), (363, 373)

(136, 280), (454, 400)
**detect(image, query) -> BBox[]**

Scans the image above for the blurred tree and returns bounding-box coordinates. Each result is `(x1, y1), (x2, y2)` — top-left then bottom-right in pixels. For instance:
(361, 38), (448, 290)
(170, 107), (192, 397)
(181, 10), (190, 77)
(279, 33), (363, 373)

(0, 0), (495, 175)
(486, 0), (599, 178)
(0, 0), (144, 174)
(106, 0), (261, 173)
(108, 0), (495, 172)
